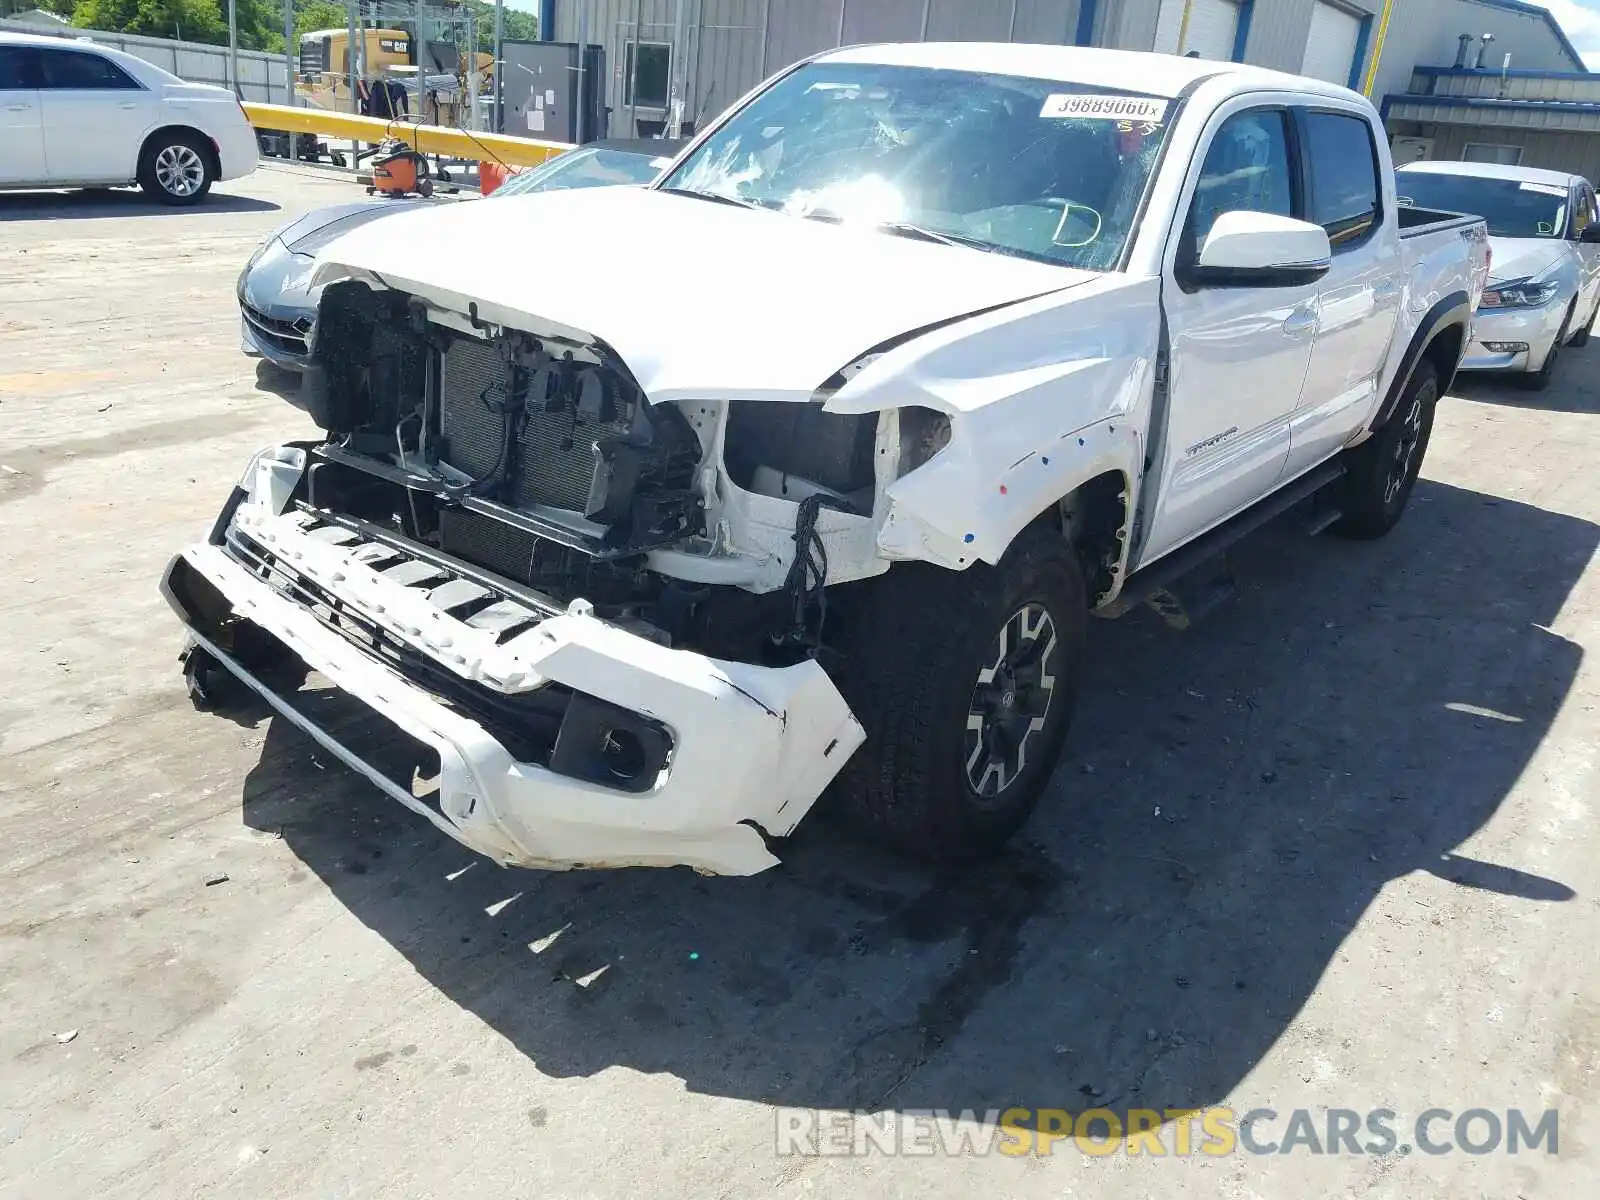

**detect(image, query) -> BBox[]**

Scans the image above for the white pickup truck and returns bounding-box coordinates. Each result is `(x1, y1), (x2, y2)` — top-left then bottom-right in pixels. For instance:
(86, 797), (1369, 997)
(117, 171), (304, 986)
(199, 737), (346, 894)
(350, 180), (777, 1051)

(162, 43), (1490, 876)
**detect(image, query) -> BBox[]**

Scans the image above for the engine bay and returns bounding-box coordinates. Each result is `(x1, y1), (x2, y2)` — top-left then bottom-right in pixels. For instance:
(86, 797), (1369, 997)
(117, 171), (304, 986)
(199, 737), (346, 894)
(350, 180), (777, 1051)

(293, 281), (891, 661)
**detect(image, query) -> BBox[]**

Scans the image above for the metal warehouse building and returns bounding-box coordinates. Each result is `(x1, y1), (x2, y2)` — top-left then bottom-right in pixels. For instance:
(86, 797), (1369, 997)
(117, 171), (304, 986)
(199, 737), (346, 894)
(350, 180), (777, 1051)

(543, 0), (1593, 176)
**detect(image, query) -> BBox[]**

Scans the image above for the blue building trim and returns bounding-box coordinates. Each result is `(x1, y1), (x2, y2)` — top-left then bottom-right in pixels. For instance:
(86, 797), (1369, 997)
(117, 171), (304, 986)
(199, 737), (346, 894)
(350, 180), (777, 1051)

(1413, 64), (1595, 82)
(1074, 0), (1098, 47)
(1455, 0), (1587, 72)
(1348, 13), (1374, 91)
(1384, 92), (1600, 117)
(1231, 0), (1255, 63)
(539, 0), (555, 40)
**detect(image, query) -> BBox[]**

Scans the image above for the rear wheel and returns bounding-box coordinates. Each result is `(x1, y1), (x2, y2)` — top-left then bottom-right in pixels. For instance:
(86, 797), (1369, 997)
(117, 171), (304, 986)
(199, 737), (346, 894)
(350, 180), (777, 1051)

(831, 525), (1087, 864)
(138, 131), (214, 205)
(1333, 360), (1438, 540)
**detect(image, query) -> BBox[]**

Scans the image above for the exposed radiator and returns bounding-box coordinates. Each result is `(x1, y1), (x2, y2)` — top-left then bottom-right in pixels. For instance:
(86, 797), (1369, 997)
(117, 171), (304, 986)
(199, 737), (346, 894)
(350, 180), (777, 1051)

(438, 337), (632, 513)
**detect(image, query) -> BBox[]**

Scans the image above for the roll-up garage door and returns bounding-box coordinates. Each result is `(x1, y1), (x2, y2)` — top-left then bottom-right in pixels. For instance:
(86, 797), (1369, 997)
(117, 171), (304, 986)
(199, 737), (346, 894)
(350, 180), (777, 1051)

(1301, 2), (1364, 85)
(1154, 0), (1240, 61)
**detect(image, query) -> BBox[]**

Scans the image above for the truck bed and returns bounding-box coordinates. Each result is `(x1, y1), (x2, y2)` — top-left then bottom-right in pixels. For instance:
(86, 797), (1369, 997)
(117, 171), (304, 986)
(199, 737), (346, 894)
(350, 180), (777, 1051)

(1396, 204), (1482, 238)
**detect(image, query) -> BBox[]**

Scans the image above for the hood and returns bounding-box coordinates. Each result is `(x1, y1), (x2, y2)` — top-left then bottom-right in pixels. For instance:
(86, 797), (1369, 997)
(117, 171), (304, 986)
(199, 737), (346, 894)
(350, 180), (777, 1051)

(274, 200), (424, 255)
(1487, 236), (1568, 286)
(313, 185), (1095, 403)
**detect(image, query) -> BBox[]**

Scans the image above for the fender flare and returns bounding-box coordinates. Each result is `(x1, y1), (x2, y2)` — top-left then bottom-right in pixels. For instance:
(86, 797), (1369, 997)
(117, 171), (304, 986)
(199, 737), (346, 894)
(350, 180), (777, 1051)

(1370, 290), (1470, 431)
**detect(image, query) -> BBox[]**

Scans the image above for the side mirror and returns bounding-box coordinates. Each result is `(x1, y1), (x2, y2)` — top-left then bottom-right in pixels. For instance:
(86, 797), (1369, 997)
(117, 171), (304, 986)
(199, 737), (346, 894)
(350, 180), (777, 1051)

(1579, 224), (1600, 243)
(1190, 210), (1333, 287)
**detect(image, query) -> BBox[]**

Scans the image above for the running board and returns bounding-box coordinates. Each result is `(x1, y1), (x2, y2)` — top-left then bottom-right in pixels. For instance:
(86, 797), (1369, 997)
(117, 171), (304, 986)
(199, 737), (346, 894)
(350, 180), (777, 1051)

(1100, 459), (1346, 621)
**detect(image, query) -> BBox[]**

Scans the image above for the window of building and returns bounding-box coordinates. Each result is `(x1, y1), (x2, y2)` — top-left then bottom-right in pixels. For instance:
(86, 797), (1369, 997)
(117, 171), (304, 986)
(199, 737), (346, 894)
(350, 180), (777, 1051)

(624, 40), (671, 108)
(1462, 142), (1523, 165)
(39, 49), (140, 90)
(1304, 111), (1380, 245)
(1188, 109), (1296, 250)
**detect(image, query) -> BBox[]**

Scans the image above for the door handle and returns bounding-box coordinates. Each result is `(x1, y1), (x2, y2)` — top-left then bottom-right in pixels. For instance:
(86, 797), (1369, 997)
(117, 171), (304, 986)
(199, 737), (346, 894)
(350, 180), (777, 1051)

(118, 101), (139, 109)
(1282, 309), (1318, 337)
(4, 103), (29, 112)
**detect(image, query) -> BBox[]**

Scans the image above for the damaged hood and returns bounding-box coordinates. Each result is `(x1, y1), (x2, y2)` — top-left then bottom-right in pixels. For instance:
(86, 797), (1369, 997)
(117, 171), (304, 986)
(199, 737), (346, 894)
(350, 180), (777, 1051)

(312, 185), (1096, 402)
(1486, 236), (1569, 287)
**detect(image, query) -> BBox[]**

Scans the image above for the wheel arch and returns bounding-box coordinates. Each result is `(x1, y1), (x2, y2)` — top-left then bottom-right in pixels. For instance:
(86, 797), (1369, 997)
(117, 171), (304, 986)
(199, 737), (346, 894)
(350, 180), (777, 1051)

(1372, 291), (1470, 430)
(1050, 469), (1133, 608)
(139, 125), (219, 180)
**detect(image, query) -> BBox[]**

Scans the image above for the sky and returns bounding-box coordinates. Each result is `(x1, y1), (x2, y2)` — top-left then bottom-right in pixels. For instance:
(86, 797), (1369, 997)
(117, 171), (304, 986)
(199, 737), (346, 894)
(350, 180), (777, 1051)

(1530, 0), (1600, 68)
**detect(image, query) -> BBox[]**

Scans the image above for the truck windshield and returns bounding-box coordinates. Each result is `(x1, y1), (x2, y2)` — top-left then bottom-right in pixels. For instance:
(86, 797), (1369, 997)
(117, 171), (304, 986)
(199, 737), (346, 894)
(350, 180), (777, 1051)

(658, 61), (1173, 270)
(1395, 172), (1569, 239)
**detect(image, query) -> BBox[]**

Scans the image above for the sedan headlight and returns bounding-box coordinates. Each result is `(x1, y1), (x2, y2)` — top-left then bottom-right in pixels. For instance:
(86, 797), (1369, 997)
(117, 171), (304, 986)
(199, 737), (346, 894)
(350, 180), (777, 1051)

(1480, 279), (1561, 309)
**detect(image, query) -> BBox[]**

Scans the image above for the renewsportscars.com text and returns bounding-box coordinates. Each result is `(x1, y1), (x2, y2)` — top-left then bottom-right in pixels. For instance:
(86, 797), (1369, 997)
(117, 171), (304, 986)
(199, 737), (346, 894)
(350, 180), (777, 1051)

(775, 1106), (1559, 1158)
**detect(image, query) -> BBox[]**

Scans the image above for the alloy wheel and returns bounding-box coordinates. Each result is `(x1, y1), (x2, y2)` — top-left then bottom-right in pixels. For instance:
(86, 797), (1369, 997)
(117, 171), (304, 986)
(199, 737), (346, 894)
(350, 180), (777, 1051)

(964, 603), (1059, 799)
(154, 145), (205, 197)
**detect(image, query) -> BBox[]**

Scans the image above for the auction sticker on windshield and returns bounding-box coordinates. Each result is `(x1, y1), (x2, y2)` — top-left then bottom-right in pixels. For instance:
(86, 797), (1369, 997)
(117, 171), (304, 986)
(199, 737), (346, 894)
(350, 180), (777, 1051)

(1040, 94), (1168, 123)
(1519, 181), (1567, 197)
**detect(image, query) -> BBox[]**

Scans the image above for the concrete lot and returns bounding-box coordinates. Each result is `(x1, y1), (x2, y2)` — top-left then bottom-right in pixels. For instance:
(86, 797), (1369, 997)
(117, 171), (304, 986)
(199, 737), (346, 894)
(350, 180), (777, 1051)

(0, 165), (1596, 1199)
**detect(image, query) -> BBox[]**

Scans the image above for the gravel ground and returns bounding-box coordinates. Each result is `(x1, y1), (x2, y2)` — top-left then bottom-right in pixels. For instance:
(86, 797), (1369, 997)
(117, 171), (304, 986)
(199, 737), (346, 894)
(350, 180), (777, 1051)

(0, 165), (1595, 1199)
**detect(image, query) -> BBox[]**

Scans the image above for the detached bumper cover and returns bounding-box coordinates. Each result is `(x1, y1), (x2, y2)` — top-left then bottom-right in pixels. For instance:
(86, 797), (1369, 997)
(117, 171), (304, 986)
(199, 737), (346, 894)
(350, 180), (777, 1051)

(163, 503), (864, 876)
(1459, 299), (1569, 373)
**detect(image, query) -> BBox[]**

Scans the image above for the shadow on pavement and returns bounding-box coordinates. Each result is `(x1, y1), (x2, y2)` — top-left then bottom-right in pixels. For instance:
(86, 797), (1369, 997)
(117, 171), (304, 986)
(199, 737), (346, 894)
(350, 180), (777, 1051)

(240, 478), (1594, 1117)
(1450, 358), (1600, 415)
(0, 189), (279, 221)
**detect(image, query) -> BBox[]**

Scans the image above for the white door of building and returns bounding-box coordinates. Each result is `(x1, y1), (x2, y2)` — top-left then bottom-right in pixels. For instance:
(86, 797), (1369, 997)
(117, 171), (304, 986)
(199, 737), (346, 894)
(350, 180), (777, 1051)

(1301, 2), (1364, 85)
(1155, 0), (1240, 61)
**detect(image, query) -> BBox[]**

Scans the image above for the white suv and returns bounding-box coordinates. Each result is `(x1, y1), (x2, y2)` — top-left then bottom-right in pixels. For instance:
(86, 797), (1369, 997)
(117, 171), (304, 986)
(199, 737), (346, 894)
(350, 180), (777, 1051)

(0, 31), (257, 204)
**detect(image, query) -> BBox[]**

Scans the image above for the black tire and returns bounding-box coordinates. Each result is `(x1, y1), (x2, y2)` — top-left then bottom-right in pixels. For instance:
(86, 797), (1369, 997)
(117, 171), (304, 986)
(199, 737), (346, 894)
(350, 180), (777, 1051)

(182, 646), (247, 711)
(1333, 360), (1438, 540)
(1568, 296), (1596, 348)
(830, 525), (1087, 864)
(137, 131), (214, 206)
(1518, 302), (1573, 391)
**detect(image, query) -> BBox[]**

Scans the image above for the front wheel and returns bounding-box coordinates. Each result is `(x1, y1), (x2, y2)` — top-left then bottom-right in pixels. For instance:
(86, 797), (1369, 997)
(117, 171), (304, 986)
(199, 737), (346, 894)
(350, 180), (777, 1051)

(138, 132), (215, 205)
(1333, 360), (1438, 540)
(1518, 302), (1573, 391)
(831, 526), (1087, 864)
(1567, 295), (1596, 348)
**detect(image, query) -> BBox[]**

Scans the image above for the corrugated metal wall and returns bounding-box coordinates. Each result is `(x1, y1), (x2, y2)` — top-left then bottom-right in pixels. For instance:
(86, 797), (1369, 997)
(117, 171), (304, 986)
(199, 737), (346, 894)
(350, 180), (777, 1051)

(1011, 0), (1080, 44)
(840, 0), (921, 43)
(1425, 124), (1600, 181)
(689, 0), (766, 129)
(553, 0), (1590, 139)
(1372, 0), (1582, 103)
(1242, 0), (1377, 77)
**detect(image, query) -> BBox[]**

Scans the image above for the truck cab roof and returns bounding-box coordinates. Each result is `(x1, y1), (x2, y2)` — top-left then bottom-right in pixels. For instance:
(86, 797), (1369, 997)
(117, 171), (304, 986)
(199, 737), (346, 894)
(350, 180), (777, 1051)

(817, 41), (1370, 104)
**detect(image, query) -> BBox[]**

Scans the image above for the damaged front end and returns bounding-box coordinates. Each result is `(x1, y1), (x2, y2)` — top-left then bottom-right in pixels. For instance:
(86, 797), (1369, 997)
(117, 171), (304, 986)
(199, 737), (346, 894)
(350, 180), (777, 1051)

(162, 280), (877, 875)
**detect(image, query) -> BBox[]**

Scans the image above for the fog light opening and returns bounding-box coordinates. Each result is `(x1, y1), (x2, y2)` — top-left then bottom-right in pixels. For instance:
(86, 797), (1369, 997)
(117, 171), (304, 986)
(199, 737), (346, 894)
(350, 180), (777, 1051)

(1482, 341), (1529, 354)
(600, 727), (649, 783)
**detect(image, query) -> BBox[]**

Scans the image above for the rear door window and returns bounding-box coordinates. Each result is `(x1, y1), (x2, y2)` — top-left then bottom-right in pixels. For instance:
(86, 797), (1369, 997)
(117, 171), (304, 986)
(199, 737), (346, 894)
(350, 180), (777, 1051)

(1302, 111), (1380, 247)
(39, 49), (140, 90)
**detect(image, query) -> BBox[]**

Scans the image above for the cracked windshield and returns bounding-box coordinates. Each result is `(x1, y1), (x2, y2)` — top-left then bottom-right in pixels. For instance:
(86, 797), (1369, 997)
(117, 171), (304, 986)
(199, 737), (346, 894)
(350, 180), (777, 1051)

(660, 61), (1172, 270)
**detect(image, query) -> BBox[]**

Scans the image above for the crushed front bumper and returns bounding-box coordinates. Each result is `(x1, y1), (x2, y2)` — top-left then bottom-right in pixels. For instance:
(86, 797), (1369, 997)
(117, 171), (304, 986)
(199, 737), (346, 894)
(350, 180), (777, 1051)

(161, 478), (864, 876)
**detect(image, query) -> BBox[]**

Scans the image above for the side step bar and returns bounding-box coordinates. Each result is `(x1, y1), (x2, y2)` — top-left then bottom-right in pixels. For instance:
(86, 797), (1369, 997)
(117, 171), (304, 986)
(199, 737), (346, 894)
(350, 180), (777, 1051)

(1099, 459), (1346, 620)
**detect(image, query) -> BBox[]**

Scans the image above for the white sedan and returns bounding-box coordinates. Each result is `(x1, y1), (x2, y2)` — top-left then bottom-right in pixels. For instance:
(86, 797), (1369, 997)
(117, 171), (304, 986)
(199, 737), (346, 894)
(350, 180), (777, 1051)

(1397, 160), (1600, 390)
(0, 30), (257, 205)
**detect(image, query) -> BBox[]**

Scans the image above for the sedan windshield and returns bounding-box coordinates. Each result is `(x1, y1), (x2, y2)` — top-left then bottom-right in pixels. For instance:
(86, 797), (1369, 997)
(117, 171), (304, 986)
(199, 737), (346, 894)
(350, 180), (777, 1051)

(657, 61), (1174, 270)
(1395, 172), (1570, 239)
(496, 147), (669, 196)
